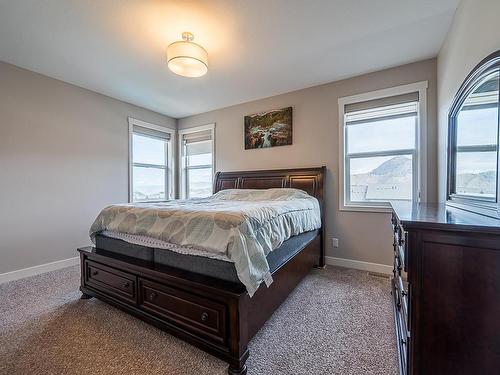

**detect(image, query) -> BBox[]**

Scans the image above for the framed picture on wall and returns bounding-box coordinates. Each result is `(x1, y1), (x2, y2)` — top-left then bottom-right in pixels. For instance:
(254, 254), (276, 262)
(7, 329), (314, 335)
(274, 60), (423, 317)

(244, 107), (292, 149)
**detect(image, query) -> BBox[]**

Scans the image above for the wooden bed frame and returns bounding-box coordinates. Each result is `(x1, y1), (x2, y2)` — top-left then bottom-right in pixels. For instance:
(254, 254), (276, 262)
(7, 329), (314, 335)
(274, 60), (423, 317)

(78, 167), (326, 374)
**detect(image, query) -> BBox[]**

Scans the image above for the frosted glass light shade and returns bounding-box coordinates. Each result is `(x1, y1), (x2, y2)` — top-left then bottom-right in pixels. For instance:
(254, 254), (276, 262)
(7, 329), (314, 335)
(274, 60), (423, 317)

(167, 34), (208, 78)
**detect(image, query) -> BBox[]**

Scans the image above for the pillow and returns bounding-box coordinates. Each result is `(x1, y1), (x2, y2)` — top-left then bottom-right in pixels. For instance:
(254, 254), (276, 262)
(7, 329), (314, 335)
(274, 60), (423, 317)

(212, 188), (311, 201)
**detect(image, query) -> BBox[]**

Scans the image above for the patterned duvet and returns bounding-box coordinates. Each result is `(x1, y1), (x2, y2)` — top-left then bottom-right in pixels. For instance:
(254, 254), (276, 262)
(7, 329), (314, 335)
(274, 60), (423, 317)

(89, 188), (321, 296)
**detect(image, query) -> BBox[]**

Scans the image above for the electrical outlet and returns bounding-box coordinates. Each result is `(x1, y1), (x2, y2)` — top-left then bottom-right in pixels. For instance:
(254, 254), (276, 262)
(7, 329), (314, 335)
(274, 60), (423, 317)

(332, 238), (339, 248)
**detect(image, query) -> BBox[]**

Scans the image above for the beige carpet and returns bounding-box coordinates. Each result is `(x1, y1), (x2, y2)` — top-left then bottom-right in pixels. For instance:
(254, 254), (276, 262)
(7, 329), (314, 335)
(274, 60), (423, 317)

(0, 265), (398, 375)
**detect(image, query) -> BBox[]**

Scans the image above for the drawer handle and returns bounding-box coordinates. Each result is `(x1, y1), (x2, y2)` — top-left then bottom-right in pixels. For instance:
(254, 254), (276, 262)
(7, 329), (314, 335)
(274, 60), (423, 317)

(148, 291), (157, 301)
(124, 282), (130, 289)
(91, 270), (99, 276)
(201, 312), (209, 322)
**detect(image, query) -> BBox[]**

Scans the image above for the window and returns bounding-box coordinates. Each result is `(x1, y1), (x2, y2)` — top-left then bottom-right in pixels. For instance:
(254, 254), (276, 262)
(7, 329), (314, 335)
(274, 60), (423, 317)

(179, 124), (215, 199)
(447, 51), (500, 218)
(129, 118), (174, 202)
(339, 82), (428, 211)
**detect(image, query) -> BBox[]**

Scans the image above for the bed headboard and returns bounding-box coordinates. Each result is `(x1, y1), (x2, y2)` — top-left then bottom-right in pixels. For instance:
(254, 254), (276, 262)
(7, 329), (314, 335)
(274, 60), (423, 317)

(214, 167), (326, 208)
(214, 166), (326, 267)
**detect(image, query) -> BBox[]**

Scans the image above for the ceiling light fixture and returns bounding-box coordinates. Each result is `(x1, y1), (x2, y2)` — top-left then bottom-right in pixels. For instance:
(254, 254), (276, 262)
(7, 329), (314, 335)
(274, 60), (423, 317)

(167, 32), (208, 78)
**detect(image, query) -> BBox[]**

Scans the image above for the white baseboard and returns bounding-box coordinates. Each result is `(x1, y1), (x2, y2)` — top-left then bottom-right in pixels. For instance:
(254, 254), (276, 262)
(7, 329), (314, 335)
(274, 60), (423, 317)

(325, 256), (393, 275)
(0, 256), (80, 284)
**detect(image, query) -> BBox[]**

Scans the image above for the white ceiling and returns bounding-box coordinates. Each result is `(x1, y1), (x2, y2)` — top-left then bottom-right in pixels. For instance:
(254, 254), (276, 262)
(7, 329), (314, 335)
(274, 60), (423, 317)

(0, 0), (459, 118)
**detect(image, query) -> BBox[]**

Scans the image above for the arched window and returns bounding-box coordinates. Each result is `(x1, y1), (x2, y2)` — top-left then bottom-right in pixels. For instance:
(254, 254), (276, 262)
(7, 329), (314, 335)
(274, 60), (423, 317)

(447, 51), (500, 218)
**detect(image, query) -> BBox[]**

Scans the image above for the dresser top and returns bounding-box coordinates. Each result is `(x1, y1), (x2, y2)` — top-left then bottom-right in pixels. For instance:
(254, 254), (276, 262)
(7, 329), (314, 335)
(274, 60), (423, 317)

(391, 201), (500, 233)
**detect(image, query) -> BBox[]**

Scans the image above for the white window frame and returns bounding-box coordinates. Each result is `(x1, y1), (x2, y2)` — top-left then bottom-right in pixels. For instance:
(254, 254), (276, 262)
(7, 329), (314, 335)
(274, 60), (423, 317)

(128, 117), (176, 202)
(338, 81), (428, 212)
(178, 123), (216, 199)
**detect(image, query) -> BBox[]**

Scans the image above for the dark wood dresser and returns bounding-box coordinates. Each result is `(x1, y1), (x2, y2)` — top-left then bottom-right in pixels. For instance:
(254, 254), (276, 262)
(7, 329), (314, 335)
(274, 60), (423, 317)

(391, 202), (500, 375)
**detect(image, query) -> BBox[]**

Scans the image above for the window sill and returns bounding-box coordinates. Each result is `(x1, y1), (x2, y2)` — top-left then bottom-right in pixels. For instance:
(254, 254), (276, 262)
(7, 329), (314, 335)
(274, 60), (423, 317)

(131, 199), (171, 203)
(339, 204), (393, 214)
(447, 200), (500, 220)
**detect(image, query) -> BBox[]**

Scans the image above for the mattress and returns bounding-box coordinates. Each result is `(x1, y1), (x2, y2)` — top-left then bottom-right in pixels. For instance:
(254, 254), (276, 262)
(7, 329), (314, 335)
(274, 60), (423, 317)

(95, 229), (319, 284)
(90, 188), (321, 296)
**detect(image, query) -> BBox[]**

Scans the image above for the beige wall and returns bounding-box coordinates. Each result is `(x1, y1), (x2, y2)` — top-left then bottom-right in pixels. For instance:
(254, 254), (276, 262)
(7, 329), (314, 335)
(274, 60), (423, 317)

(0, 62), (176, 274)
(179, 59), (437, 267)
(437, 0), (500, 201)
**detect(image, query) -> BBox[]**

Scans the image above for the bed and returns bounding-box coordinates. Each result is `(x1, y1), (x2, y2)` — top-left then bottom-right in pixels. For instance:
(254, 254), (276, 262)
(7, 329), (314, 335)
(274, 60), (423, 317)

(78, 167), (325, 374)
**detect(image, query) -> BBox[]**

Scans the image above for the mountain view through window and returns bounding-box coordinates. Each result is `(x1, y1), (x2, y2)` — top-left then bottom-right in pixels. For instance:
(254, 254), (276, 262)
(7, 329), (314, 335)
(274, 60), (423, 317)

(350, 155), (413, 202)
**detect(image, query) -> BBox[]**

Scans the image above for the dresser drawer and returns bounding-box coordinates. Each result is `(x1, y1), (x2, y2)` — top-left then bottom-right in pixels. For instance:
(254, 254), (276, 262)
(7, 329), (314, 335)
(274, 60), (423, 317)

(397, 227), (407, 270)
(397, 244), (406, 272)
(85, 261), (137, 303)
(397, 307), (409, 375)
(396, 276), (410, 333)
(138, 279), (227, 345)
(394, 249), (403, 274)
(392, 277), (409, 375)
(391, 215), (407, 272)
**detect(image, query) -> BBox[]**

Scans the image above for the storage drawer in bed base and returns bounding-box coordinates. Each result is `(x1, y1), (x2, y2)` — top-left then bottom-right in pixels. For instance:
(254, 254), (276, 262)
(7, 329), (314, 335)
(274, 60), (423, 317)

(84, 260), (137, 303)
(138, 278), (227, 345)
